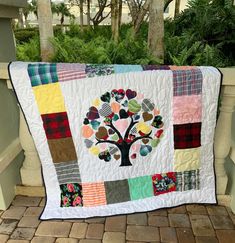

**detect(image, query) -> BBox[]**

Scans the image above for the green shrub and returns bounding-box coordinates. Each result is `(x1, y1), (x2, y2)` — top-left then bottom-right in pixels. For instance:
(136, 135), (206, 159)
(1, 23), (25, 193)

(15, 29), (38, 43)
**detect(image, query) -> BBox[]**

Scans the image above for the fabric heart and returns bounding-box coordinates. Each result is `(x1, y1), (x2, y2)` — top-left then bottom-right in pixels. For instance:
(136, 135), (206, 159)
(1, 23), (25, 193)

(109, 146), (119, 155)
(111, 89), (125, 102)
(131, 127), (137, 134)
(131, 153), (137, 159)
(143, 112), (153, 122)
(122, 100), (128, 107)
(155, 129), (164, 138)
(99, 150), (111, 162)
(119, 109), (129, 119)
(90, 120), (100, 130)
(114, 154), (120, 160)
(142, 138), (149, 144)
(140, 145), (152, 156)
(136, 122), (151, 134)
(84, 139), (93, 148)
(82, 125), (94, 138)
(126, 89), (137, 100)
(108, 128), (115, 135)
(83, 118), (89, 125)
(111, 134), (119, 141)
(154, 108), (160, 116)
(128, 99), (141, 113)
(95, 127), (108, 140)
(112, 114), (119, 121)
(89, 146), (100, 155)
(131, 143), (141, 152)
(111, 102), (121, 113)
(92, 98), (101, 107)
(99, 103), (112, 117)
(101, 92), (111, 103)
(86, 106), (99, 120)
(114, 119), (128, 133)
(151, 139), (160, 148)
(133, 114), (140, 121)
(100, 143), (107, 150)
(142, 99), (155, 112)
(152, 115), (164, 128)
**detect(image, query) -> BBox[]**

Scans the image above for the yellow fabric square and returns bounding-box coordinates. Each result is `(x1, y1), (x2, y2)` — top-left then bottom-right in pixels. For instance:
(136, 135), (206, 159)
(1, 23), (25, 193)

(33, 83), (66, 114)
(174, 148), (200, 172)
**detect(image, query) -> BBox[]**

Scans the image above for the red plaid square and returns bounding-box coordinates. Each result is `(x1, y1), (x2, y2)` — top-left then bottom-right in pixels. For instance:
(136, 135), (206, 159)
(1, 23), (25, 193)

(41, 112), (72, 139)
(174, 123), (201, 149)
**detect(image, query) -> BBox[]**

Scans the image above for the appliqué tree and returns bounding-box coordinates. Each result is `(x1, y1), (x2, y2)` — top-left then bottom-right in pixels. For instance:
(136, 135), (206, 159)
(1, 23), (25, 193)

(82, 89), (164, 166)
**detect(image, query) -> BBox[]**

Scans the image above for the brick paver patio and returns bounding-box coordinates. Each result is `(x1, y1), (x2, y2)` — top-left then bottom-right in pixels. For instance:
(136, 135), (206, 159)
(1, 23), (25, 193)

(0, 196), (234, 242)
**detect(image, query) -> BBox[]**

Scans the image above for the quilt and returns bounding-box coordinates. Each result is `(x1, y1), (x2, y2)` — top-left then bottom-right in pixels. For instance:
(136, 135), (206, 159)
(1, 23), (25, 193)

(9, 62), (221, 219)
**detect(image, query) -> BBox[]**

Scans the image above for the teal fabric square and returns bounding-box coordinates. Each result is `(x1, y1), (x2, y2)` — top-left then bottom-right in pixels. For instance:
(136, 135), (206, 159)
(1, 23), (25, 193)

(128, 175), (154, 200)
(114, 64), (143, 73)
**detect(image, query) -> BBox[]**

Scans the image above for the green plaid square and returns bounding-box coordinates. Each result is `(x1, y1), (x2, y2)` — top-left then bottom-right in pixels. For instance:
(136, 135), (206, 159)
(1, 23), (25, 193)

(28, 63), (58, 87)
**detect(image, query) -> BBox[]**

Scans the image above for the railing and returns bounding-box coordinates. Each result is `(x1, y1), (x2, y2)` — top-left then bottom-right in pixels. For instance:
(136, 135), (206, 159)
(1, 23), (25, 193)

(0, 63), (235, 206)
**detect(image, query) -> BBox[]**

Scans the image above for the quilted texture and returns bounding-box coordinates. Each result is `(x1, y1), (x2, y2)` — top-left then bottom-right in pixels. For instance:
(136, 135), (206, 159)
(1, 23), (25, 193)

(9, 62), (221, 219)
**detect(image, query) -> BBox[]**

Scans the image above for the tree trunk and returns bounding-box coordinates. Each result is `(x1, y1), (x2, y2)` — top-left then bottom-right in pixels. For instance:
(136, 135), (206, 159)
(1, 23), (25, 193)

(18, 8), (24, 29)
(174, 0), (181, 17)
(119, 143), (132, 166)
(118, 0), (122, 28)
(148, 0), (164, 60)
(37, 0), (54, 61)
(111, 0), (119, 42)
(87, 0), (91, 27)
(80, 0), (84, 30)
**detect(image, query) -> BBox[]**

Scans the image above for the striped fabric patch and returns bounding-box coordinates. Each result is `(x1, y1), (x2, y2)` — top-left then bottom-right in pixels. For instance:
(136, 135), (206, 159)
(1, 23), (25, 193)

(82, 182), (107, 207)
(54, 160), (81, 184)
(28, 63), (58, 87)
(173, 69), (203, 96)
(57, 63), (86, 82)
(175, 170), (200, 191)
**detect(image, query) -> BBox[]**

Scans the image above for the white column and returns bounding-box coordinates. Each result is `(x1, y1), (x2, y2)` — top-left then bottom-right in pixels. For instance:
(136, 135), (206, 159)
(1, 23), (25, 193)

(19, 110), (42, 186)
(214, 86), (235, 195)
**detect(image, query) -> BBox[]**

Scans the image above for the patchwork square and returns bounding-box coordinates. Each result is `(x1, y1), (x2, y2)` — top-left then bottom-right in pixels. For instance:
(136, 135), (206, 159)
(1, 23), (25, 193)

(174, 123), (201, 149)
(114, 64), (143, 73)
(41, 112), (72, 139)
(173, 69), (202, 96)
(175, 170), (200, 191)
(28, 63), (58, 87)
(54, 160), (81, 184)
(82, 182), (107, 207)
(104, 179), (130, 204)
(152, 172), (176, 196)
(60, 183), (83, 207)
(174, 148), (200, 172)
(128, 176), (154, 200)
(33, 83), (66, 114)
(57, 63), (86, 82)
(47, 137), (77, 163)
(173, 95), (202, 124)
(85, 64), (114, 77)
(170, 66), (196, 71)
(142, 65), (170, 70)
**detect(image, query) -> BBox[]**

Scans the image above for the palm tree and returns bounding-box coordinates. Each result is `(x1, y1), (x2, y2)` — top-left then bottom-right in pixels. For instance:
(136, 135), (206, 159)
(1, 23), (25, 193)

(174, 0), (181, 17)
(37, 0), (54, 61)
(52, 2), (74, 25)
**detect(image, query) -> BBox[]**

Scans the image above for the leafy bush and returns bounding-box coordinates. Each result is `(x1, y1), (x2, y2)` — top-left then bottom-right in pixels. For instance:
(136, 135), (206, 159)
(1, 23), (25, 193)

(15, 29), (38, 43)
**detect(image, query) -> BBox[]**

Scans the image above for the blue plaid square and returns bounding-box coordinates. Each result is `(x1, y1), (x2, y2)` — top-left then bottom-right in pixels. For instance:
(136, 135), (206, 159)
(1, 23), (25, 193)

(28, 63), (58, 87)
(173, 69), (202, 96)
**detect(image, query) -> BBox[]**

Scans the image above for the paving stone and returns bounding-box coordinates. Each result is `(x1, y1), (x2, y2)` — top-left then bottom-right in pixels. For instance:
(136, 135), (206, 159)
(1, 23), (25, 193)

(103, 232), (125, 243)
(1, 206), (26, 220)
(39, 198), (46, 207)
(18, 216), (40, 228)
(86, 223), (104, 239)
(167, 205), (186, 214)
(190, 215), (215, 236)
(216, 230), (235, 243)
(207, 206), (228, 216)
(31, 236), (56, 243)
(7, 240), (29, 243)
(12, 196), (41, 207)
(64, 219), (84, 223)
(69, 223), (88, 239)
(0, 219), (18, 234)
(105, 215), (126, 232)
(127, 213), (147, 225)
(195, 236), (219, 243)
(176, 228), (195, 243)
(209, 215), (234, 230)
(168, 214), (190, 227)
(148, 209), (168, 216)
(85, 217), (105, 223)
(0, 234), (9, 243)
(55, 238), (78, 243)
(226, 207), (235, 225)
(79, 240), (101, 243)
(24, 207), (43, 217)
(160, 227), (177, 243)
(35, 222), (72, 237)
(126, 225), (160, 242)
(186, 205), (208, 215)
(10, 227), (35, 240)
(148, 215), (169, 227)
